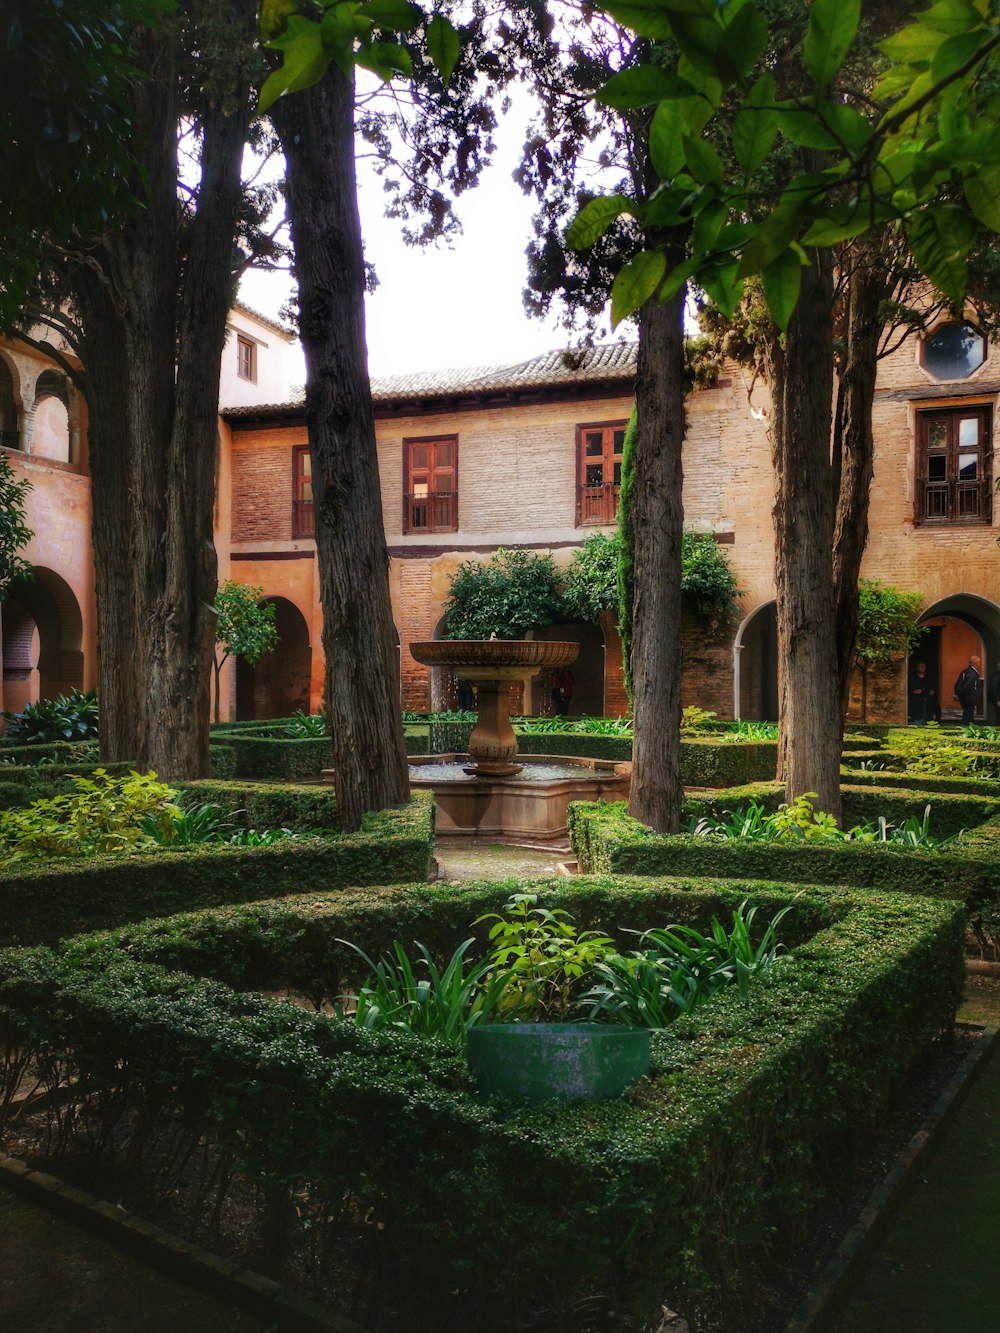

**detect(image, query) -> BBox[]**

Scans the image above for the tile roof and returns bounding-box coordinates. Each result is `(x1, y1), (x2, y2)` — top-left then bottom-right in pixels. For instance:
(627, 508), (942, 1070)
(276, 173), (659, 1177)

(231, 300), (297, 340)
(221, 341), (637, 419)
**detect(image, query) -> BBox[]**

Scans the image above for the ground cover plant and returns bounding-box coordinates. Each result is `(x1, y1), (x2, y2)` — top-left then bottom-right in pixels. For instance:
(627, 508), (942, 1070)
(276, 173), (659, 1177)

(2, 689), (99, 744)
(0, 876), (964, 1331)
(687, 793), (962, 850)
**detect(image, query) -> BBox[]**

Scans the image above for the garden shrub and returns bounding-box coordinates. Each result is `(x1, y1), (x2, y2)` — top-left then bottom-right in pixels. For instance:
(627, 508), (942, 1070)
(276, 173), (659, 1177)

(225, 734), (334, 780)
(0, 770), (178, 861)
(0, 878), (963, 1329)
(0, 793), (434, 946)
(2, 688), (99, 744)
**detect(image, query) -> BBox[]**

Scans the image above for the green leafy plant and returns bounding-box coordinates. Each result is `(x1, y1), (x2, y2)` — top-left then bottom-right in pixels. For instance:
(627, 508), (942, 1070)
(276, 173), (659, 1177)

(212, 581), (280, 724)
(475, 893), (616, 1021)
(0, 452), (33, 599)
(680, 705), (718, 734)
(3, 689), (99, 744)
(338, 938), (515, 1047)
(580, 900), (792, 1026)
(766, 793), (843, 842)
(718, 719), (778, 742)
(284, 710), (326, 738)
(562, 532), (620, 623)
(442, 547), (566, 641)
(227, 826), (298, 848)
(855, 581), (926, 721)
(143, 801), (233, 848)
(890, 727), (982, 778)
(688, 795), (960, 850)
(0, 769), (179, 860)
(516, 714), (633, 736)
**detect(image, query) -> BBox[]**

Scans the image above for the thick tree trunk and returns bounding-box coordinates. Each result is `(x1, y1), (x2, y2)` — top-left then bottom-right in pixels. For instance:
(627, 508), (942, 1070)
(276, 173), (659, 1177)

(832, 245), (886, 724)
(72, 11), (250, 779)
(768, 249), (842, 818)
(275, 69), (410, 832)
(627, 286), (686, 833)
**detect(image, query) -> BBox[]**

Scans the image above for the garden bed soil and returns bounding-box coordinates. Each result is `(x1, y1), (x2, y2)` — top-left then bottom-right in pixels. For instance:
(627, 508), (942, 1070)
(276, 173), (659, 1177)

(0, 1017), (988, 1332)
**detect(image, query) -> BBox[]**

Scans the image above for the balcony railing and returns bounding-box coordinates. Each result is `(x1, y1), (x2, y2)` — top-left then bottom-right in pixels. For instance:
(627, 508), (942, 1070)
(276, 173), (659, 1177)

(917, 476), (991, 524)
(0, 429), (20, 450)
(292, 499), (315, 538)
(406, 490), (457, 532)
(578, 482), (620, 526)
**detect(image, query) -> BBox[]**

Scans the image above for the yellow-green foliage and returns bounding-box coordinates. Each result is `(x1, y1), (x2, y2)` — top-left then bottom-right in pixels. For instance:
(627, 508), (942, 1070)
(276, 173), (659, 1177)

(0, 769), (179, 860)
(680, 705), (717, 734)
(889, 728), (979, 778)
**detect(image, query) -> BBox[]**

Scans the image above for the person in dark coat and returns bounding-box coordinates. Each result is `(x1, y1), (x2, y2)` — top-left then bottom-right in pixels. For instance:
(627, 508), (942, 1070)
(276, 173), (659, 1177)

(908, 660), (936, 726)
(989, 665), (1000, 728)
(954, 654), (983, 725)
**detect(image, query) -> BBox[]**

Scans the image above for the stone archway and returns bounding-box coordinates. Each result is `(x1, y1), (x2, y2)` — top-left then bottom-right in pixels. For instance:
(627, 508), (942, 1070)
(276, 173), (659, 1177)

(0, 355), (20, 450)
(235, 597), (311, 720)
(914, 594), (1000, 723)
(30, 371), (71, 463)
(2, 567), (84, 714)
(734, 601), (778, 722)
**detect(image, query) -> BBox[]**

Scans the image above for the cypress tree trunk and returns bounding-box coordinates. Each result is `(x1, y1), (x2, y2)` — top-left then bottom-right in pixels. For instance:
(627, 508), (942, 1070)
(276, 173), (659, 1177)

(767, 248), (842, 818)
(274, 68), (410, 832)
(72, 12), (251, 778)
(832, 243), (888, 724)
(628, 282), (686, 833)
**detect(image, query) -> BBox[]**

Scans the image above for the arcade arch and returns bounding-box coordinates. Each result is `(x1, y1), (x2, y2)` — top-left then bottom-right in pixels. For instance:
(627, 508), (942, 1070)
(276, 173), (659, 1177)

(912, 594), (1000, 723)
(235, 597), (312, 720)
(734, 601), (778, 722)
(1, 568), (84, 714)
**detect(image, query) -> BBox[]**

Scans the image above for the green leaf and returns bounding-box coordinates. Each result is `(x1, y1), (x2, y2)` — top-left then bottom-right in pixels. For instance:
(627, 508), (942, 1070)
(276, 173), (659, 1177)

(260, 0), (298, 43)
(658, 258), (697, 305)
(964, 167), (1000, 232)
(800, 211), (874, 246)
(566, 194), (635, 250)
(879, 22), (942, 65)
(931, 29), (986, 81)
(692, 197), (728, 254)
(699, 260), (743, 320)
(732, 73), (778, 176)
(818, 102), (873, 155)
(258, 26), (328, 114)
(649, 102), (686, 181)
(906, 206), (974, 306)
(670, 15), (727, 82)
(426, 14), (460, 85)
(778, 108), (840, 151)
(601, 0), (715, 41)
(599, 66), (695, 110)
(683, 134), (724, 186)
(762, 249), (803, 332)
(720, 2), (768, 78)
(358, 40), (413, 81)
(804, 0), (860, 85)
(737, 199), (806, 277)
(611, 250), (666, 326)
(918, 0), (983, 35)
(364, 0), (422, 29)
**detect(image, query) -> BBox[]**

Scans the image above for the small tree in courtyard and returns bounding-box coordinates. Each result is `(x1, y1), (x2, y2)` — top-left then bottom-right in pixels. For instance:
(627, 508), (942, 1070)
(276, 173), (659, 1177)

(443, 548), (565, 640)
(854, 581), (925, 723)
(0, 455), (33, 598)
(212, 581), (279, 724)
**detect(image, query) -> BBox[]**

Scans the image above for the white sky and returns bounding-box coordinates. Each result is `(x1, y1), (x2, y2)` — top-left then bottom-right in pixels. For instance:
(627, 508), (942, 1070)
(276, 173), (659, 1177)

(239, 95), (627, 380)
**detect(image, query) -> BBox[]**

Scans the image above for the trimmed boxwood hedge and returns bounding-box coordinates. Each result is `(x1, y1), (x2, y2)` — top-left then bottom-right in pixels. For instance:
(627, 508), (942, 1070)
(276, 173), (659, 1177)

(0, 878), (963, 1329)
(569, 798), (1000, 954)
(219, 735), (334, 780)
(0, 793), (434, 947)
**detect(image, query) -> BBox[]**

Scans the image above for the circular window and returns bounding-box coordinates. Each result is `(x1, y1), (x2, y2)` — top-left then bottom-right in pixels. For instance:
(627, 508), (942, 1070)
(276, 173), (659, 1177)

(921, 324), (986, 380)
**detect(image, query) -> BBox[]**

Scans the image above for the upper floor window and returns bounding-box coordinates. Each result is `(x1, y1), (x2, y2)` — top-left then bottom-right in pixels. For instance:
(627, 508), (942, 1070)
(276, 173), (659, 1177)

(404, 436), (457, 532)
(292, 444), (314, 537)
(916, 407), (992, 526)
(237, 335), (257, 382)
(921, 324), (986, 380)
(577, 422), (626, 525)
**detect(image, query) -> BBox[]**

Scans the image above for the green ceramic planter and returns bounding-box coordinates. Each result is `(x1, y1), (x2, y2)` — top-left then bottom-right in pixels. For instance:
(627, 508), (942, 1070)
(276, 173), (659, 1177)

(467, 1022), (650, 1102)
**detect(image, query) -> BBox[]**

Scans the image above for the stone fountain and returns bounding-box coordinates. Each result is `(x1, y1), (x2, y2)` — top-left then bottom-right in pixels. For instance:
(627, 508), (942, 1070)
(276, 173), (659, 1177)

(407, 639), (631, 843)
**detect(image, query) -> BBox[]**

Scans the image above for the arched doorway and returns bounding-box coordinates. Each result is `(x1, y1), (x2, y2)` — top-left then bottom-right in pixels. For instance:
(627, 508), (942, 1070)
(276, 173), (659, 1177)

(2, 568), (84, 714)
(734, 601), (778, 721)
(429, 612), (456, 712)
(0, 356), (20, 450)
(235, 597), (311, 720)
(913, 595), (1000, 723)
(533, 621), (605, 716)
(31, 371), (71, 463)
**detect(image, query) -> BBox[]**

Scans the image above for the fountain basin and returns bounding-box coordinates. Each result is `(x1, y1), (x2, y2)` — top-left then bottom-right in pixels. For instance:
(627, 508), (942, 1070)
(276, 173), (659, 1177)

(409, 753), (631, 844)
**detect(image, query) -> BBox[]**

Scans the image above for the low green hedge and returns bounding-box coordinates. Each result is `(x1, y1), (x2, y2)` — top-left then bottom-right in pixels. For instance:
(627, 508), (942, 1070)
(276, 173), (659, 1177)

(681, 737), (776, 785)
(570, 798), (1000, 954)
(0, 741), (99, 765)
(220, 735), (334, 780)
(0, 878), (962, 1329)
(515, 732), (634, 762)
(0, 793), (434, 947)
(0, 761), (138, 810)
(174, 779), (339, 830)
(841, 767), (1000, 797)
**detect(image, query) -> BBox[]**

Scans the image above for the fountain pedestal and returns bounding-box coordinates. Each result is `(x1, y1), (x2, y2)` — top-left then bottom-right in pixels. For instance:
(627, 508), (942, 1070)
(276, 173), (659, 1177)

(410, 639), (580, 778)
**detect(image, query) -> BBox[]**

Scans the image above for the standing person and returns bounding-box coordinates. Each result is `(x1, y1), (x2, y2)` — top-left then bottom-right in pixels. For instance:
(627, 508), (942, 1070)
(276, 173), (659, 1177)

(954, 654), (983, 725)
(989, 664), (1000, 728)
(550, 666), (574, 717)
(908, 660), (936, 726)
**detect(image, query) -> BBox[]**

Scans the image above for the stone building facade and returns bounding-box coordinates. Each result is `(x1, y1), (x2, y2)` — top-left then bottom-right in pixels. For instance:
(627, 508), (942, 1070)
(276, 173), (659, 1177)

(218, 318), (1000, 726)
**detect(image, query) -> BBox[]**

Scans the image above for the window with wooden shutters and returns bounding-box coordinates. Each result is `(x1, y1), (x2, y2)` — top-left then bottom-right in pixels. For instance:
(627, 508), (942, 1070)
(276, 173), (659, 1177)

(404, 436), (458, 532)
(292, 444), (314, 537)
(915, 407), (992, 526)
(237, 335), (256, 382)
(577, 422), (626, 525)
